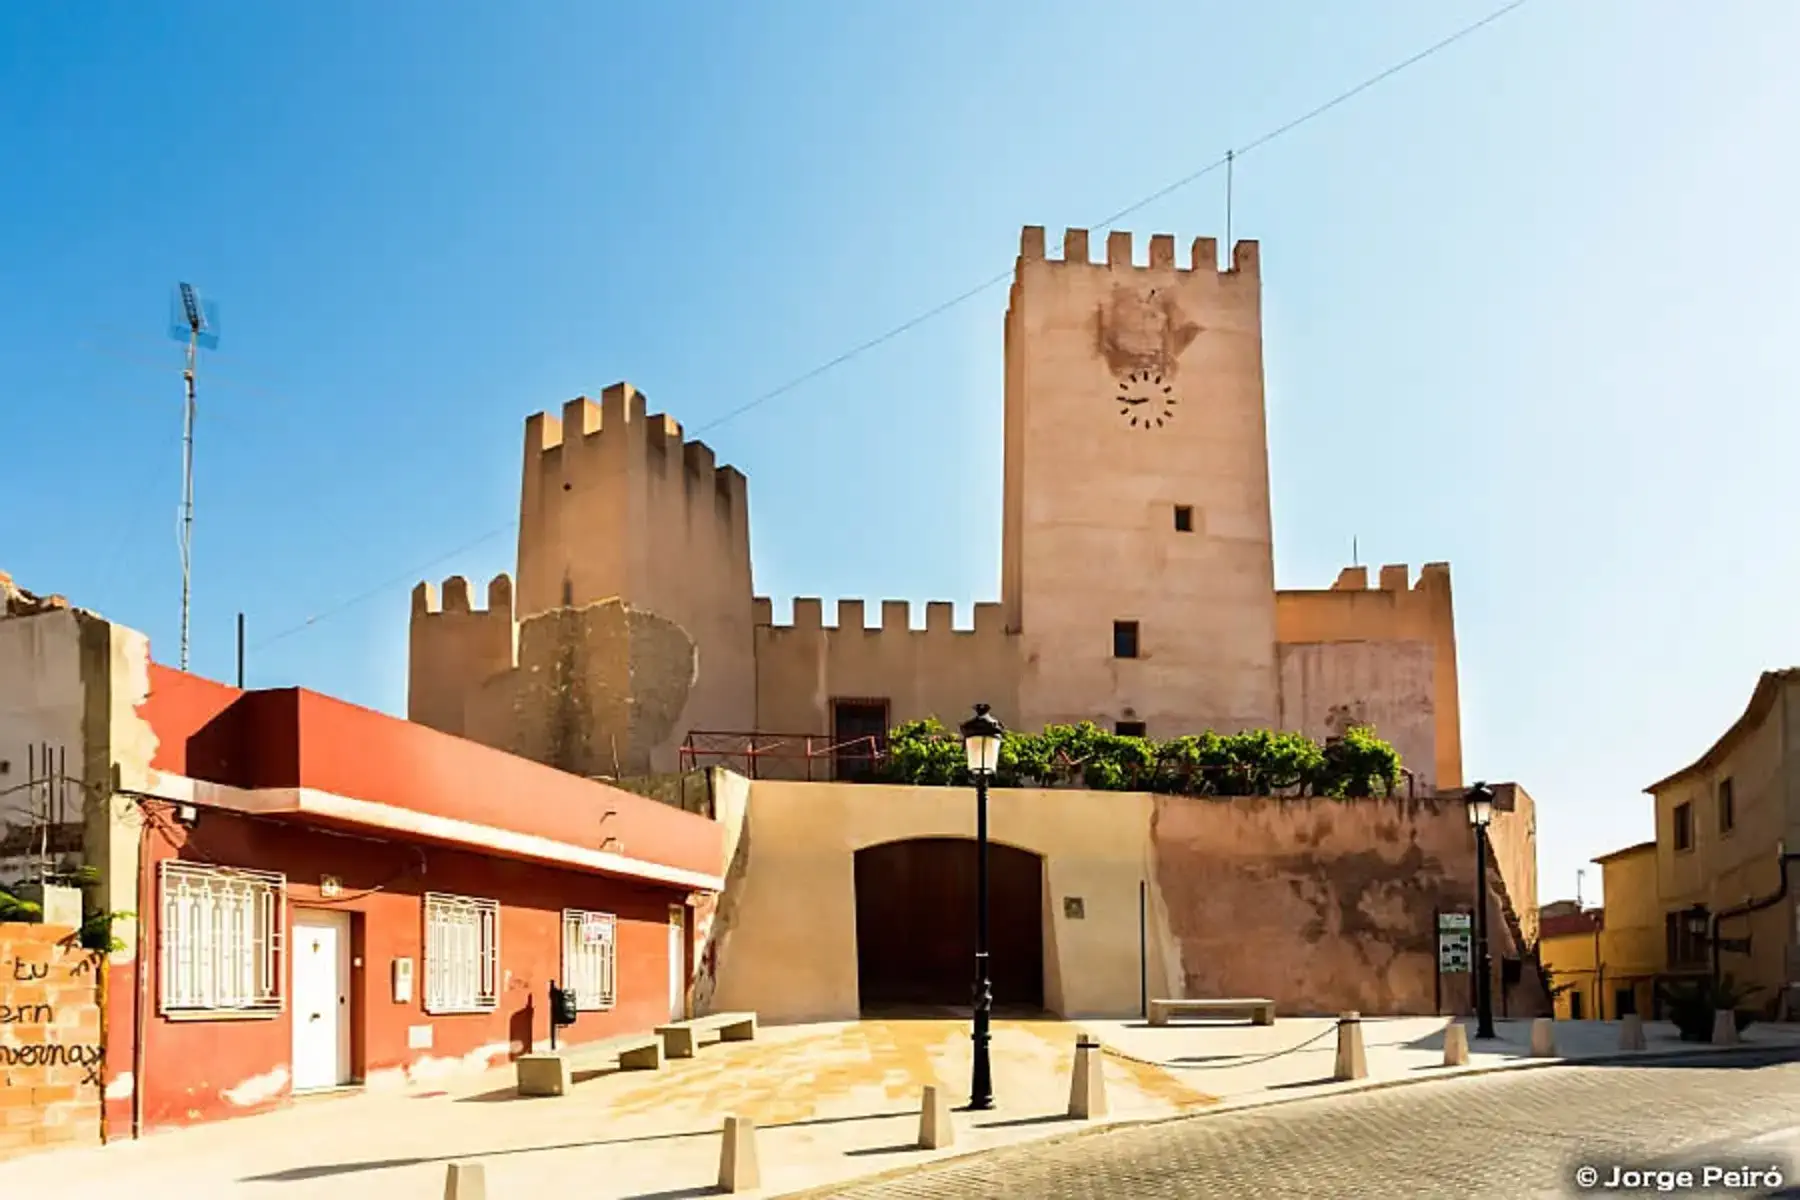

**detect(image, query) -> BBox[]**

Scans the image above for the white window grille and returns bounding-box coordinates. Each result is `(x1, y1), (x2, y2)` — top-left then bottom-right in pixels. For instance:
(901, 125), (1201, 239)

(158, 861), (285, 1015)
(560, 909), (617, 1011)
(424, 892), (500, 1013)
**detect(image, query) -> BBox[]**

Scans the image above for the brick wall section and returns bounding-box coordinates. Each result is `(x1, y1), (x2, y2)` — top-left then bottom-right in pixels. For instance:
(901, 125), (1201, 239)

(0, 923), (104, 1161)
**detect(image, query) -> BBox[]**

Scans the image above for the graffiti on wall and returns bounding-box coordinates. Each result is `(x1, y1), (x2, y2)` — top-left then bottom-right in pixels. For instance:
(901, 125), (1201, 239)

(0, 924), (105, 1158)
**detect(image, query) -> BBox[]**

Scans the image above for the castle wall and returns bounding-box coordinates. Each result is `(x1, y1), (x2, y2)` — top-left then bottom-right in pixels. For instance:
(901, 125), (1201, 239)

(751, 598), (1021, 778)
(407, 574), (516, 738)
(1003, 227), (1280, 738)
(1277, 639), (1438, 794)
(1275, 563), (1463, 791)
(463, 600), (698, 779)
(514, 384), (756, 769)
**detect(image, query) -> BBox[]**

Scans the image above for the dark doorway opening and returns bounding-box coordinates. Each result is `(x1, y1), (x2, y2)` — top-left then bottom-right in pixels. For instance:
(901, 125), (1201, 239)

(1568, 990), (1584, 1020)
(854, 837), (1045, 1015)
(832, 698), (889, 782)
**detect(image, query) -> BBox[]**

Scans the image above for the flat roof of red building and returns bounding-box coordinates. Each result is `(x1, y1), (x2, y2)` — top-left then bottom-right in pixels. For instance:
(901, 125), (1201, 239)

(137, 664), (724, 892)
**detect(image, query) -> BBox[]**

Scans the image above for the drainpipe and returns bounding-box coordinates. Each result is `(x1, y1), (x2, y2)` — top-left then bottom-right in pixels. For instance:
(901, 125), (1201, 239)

(1710, 840), (1800, 988)
(131, 808), (151, 1139)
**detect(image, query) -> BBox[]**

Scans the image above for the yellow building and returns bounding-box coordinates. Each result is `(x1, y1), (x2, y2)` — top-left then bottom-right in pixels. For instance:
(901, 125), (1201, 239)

(1644, 669), (1800, 1019)
(1593, 841), (1662, 1019)
(1539, 908), (1602, 1020)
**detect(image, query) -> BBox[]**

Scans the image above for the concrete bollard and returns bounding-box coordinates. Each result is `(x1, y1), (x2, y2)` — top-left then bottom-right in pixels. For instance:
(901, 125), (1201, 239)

(1619, 1013), (1646, 1051)
(444, 1162), (487, 1200)
(1068, 1034), (1108, 1118)
(1529, 1017), (1556, 1057)
(718, 1115), (761, 1193)
(1712, 1009), (1740, 1047)
(1443, 1022), (1470, 1067)
(1333, 1012), (1367, 1081)
(918, 1084), (954, 1149)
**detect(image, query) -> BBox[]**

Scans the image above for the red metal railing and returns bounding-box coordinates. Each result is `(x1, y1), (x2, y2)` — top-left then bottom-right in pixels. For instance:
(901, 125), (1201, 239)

(678, 731), (883, 781)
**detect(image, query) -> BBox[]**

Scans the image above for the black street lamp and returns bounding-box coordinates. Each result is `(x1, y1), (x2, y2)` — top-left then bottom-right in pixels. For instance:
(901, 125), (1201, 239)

(959, 702), (1005, 1112)
(1465, 782), (1498, 1040)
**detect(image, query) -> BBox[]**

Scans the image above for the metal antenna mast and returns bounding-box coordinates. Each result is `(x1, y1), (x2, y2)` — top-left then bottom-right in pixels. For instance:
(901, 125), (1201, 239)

(169, 283), (219, 672)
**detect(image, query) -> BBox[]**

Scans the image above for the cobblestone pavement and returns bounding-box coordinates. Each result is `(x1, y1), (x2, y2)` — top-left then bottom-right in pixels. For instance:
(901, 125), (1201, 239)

(826, 1049), (1800, 1199)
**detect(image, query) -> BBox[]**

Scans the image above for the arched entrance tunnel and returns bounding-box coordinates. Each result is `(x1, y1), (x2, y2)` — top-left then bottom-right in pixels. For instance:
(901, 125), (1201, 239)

(853, 837), (1046, 1015)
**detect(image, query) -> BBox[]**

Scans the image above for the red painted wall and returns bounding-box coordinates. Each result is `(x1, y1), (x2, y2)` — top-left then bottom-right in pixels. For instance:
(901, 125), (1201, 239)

(134, 803), (689, 1131)
(137, 670), (723, 882)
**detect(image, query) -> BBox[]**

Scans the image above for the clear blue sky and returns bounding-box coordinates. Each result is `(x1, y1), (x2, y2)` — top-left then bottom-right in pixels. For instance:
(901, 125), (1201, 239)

(4, 1), (1797, 907)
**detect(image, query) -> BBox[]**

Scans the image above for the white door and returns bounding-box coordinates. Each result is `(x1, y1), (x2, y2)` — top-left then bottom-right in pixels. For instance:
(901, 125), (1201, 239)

(291, 910), (352, 1092)
(668, 905), (687, 1021)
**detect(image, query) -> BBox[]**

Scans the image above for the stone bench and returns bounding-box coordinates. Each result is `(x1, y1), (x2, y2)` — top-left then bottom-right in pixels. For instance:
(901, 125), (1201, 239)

(1149, 998), (1276, 1027)
(654, 1011), (758, 1059)
(515, 1031), (664, 1097)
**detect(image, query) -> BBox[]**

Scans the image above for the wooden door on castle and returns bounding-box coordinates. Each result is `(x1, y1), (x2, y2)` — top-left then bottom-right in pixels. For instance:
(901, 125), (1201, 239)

(853, 837), (1045, 1014)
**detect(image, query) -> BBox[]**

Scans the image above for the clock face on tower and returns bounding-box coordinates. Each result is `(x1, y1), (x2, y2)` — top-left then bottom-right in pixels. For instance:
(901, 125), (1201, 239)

(1117, 370), (1176, 428)
(1098, 283), (1202, 430)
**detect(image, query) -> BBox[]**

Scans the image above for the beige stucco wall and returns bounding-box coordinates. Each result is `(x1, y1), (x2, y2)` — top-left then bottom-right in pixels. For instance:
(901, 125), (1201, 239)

(703, 775), (1544, 1024)
(704, 778), (1174, 1023)
(1002, 229), (1280, 737)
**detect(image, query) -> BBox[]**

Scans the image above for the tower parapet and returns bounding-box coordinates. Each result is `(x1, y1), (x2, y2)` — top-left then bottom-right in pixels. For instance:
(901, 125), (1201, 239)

(1016, 225), (1259, 277)
(408, 573), (518, 738)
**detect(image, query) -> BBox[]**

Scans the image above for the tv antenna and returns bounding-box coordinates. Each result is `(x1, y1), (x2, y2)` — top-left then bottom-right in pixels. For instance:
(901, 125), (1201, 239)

(168, 283), (220, 672)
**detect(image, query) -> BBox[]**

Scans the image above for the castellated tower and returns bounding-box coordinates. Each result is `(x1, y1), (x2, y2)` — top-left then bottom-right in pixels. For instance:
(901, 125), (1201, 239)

(410, 382), (756, 775)
(515, 383), (756, 767)
(1002, 227), (1280, 736)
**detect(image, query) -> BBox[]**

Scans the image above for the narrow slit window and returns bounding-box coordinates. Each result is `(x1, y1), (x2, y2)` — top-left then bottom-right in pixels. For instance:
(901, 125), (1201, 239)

(1173, 505), (1194, 532)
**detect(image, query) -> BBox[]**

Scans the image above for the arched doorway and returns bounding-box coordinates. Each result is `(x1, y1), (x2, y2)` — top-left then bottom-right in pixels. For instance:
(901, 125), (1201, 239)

(853, 837), (1045, 1014)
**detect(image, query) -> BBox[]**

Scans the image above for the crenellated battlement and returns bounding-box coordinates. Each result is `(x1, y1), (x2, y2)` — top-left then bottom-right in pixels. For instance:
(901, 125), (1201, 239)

(412, 573), (516, 617)
(1324, 562), (1452, 595)
(753, 596), (1009, 638)
(1016, 225), (1259, 277)
(522, 382), (749, 515)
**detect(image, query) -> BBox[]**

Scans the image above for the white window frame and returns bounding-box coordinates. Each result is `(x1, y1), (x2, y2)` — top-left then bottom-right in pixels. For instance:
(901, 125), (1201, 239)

(423, 891), (500, 1014)
(157, 861), (285, 1017)
(560, 909), (618, 1012)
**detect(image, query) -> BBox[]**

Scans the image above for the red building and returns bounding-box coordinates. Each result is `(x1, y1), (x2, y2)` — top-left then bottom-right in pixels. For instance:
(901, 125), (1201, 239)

(106, 664), (723, 1133)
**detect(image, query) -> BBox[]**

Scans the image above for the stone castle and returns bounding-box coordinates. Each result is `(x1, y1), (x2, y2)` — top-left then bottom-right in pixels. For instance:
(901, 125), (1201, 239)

(409, 227), (1463, 793)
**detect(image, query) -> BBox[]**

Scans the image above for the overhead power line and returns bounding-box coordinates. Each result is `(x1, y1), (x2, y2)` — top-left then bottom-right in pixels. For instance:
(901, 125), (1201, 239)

(234, 0), (1536, 658)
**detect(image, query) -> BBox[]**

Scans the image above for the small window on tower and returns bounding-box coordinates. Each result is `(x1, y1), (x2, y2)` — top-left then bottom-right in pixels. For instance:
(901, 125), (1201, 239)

(1113, 621), (1140, 659)
(1173, 505), (1194, 532)
(1115, 721), (1147, 738)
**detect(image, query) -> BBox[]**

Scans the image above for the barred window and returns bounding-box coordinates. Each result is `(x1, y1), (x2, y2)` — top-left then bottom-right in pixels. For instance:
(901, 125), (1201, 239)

(561, 909), (617, 1011)
(158, 862), (284, 1015)
(424, 892), (500, 1013)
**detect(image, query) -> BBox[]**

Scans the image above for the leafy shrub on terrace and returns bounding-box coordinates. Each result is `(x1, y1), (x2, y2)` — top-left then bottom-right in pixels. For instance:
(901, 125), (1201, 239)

(870, 719), (1403, 797)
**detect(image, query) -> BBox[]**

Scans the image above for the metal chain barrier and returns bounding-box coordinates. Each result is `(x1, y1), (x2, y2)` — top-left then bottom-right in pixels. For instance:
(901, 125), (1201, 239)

(1094, 1022), (1344, 1070)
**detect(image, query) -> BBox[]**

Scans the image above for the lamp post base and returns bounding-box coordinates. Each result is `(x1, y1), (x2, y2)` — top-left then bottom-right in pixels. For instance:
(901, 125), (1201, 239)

(969, 983), (995, 1111)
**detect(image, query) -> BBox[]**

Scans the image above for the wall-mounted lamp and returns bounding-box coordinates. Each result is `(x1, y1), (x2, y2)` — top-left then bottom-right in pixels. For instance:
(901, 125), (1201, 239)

(173, 803), (200, 828)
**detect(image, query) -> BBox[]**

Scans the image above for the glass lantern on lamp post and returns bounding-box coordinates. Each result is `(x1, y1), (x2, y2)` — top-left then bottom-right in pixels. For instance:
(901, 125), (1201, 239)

(1465, 782), (1497, 1039)
(959, 702), (1004, 1111)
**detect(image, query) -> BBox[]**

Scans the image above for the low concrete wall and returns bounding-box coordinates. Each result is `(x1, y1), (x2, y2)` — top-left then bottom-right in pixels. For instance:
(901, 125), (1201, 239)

(0, 923), (104, 1160)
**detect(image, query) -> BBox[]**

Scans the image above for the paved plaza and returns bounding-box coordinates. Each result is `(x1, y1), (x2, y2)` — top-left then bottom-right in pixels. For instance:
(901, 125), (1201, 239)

(1, 1016), (1796, 1198)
